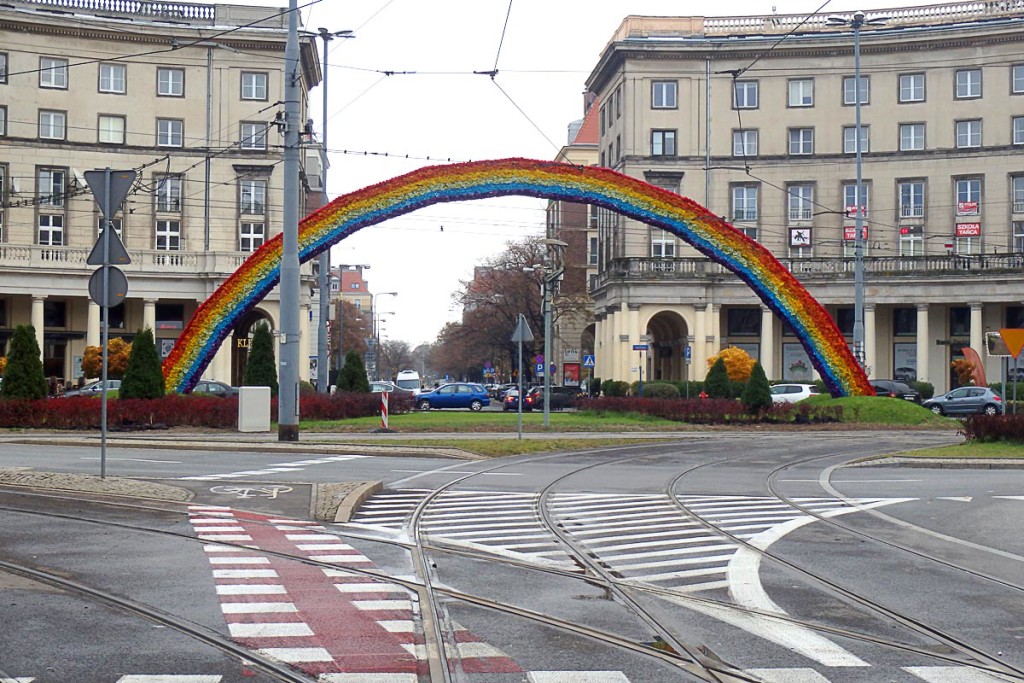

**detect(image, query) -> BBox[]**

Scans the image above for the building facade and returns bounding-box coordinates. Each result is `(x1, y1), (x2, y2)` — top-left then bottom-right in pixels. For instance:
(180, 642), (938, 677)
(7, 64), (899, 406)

(0, 0), (321, 386)
(585, 3), (1024, 393)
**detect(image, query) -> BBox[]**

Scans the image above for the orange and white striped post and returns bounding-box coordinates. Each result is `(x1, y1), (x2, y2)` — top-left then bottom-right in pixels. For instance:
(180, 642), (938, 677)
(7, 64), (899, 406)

(381, 391), (389, 430)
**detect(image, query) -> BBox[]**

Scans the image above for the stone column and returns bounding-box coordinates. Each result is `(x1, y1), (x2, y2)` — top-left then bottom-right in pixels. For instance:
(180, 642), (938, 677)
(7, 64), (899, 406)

(865, 304), (877, 379)
(916, 304), (930, 384)
(760, 306), (775, 379)
(31, 296), (45, 359)
(709, 304), (722, 358)
(613, 304), (627, 380)
(143, 299), (156, 332)
(970, 303), (983, 357)
(87, 301), (101, 347)
(628, 303), (642, 382)
(694, 303), (706, 380)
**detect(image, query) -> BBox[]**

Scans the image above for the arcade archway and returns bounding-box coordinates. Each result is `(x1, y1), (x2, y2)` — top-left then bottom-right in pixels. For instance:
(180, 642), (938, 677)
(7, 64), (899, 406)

(163, 159), (871, 397)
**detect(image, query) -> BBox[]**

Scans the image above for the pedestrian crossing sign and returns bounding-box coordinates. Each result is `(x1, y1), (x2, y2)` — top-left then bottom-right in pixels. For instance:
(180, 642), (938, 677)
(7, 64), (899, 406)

(583, 354), (596, 368)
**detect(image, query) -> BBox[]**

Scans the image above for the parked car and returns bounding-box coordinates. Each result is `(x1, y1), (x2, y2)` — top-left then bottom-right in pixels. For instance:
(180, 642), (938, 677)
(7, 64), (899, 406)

(416, 382), (490, 411)
(191, 380), (239, 397)
(62, 379), (121, 397)
(894, 367), (917, 382)
(503, 387), (535, 412)
(870, 379), (922, 403)
(370, 381), (395, 393)
(923, 387), (1004, 416)
(527, 385), (578, 411)
(769, 383), (822, 404)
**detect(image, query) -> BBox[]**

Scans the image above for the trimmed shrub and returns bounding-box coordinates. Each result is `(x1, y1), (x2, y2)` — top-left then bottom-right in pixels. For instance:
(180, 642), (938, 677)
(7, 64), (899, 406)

(119, 328), (165, 399)
(960, 414), (1024, 443)
(243, 322), (278, 396)
(741, 362), (772, 413)
(704, 358), (731, 399)
(910, 381), (934, 400)
(338, 350), (370, 392)
(576, 396), (843, 425)
(636, 381), (680, 399)
(0, 325), (47, 400)
(601, 380), (629, 397)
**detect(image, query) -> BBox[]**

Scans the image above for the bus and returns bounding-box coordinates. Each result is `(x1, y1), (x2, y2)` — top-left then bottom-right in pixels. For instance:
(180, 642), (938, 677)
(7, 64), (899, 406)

(395, 370), (421, 393)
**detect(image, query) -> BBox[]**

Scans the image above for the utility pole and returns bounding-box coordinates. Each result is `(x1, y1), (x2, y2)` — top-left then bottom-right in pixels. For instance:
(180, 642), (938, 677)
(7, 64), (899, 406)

(278, 0), (301, 441)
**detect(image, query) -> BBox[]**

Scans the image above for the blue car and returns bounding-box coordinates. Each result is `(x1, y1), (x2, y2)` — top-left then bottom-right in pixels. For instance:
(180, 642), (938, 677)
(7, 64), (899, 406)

(416, 383), (490, 411)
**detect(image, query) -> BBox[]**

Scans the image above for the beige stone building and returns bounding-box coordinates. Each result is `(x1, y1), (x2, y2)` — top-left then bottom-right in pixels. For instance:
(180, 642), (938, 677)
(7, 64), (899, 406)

(0, 0), (320, 385)
(585, 3), (1024, 393)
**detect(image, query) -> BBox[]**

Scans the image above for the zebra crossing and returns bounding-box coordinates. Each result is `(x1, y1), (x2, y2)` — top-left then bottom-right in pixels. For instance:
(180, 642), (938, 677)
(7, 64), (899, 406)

(2, 665), (1013, 682)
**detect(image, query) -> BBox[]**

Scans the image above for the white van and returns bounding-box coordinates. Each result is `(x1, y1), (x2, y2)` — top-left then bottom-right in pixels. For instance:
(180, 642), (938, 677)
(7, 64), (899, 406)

(395, 370), (421, 393)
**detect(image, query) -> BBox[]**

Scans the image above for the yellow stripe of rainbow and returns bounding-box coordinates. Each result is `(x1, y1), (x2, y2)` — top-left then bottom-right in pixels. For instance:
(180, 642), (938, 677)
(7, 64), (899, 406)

(163, 158), (871, 397)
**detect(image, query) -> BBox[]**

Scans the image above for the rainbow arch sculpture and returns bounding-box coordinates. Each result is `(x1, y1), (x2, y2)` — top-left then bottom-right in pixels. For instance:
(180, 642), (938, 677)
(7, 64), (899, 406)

(163, 158), (872, 397)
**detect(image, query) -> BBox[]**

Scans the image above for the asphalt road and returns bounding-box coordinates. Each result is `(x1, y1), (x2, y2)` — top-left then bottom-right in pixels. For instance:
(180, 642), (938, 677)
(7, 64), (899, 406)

(2, 431), (1023, 683)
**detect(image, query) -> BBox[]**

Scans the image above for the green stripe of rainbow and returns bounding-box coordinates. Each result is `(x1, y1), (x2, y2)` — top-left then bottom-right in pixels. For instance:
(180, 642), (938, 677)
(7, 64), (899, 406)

(163, 158), (871, 397)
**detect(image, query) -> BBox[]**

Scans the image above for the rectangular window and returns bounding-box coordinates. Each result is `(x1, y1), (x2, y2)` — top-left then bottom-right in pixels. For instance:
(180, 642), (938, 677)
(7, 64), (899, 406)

(615, 84), (622, 118)
(39, 57), (68, 89)
(240, 122), (268, 151)
(956, 178), (981, 213)
(651, 235), (675, 259)
(157, 67), (184, 97)
(955, 68), (982, 99)
(1014, 221), (1024, 252)
(652, 81), (677, 109)
(97, 216), (123, 238)
(950, 307), (971, 336)
(1014, 64), (1024, 95)
(588, 236), (598, 266)
(98, 115), (126, 144)
(1012, 176), (1024, 213)
(732, 129), (757, 157)
(733, 80), (759, 109)
(731, 185), (758, 222)
(899, 73), (925, 102)
(0, 52), (7, 84)
(240, 179), (266, 215)
(38, 168), (66, 207)
(893, 308), (917, 336)
(39, 110), (66, 140)
(899, 181), (925, 218)
(956, 119), (981, 148)
(788, 79), (813, 107)
(99, 63), (126, 94)
(239, 222), (265, 252)
(788, 128), (814, 155)
(899, 227), (923, 256)
(727, 308), (761, 336)
(241, 71), (268, 100)
(787, 185), (813, 221)
(0, 105), (5, 136)
(843, 183), (869, 217)
(1014, 117), (1024, 145)
(38, 214), (64, 246)
(651, 129), (676, 156)
(843, 75), (869, 105)
(155, 219), (181, 250)
(598, 106), (605, 135)
(0, 165), (5, 240)
(157, 119), (183, 147)
(843, 125), (869, 154)
(899, 123), (925, 151)
(156, 175), (182, 213)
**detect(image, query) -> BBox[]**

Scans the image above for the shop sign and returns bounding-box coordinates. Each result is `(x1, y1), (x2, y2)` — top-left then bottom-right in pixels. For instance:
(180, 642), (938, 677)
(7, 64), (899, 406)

(955, 222), (981, 237)
(843, 226), (868, 240)
(957, 201), (979, 215)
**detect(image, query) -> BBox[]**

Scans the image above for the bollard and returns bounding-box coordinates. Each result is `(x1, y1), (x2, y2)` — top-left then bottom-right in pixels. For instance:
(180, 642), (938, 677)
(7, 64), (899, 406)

(381, 391), (389, 430)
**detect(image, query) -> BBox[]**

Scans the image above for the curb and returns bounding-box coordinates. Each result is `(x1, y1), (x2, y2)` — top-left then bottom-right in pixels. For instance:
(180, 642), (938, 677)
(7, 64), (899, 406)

(332, 481), (383, 523)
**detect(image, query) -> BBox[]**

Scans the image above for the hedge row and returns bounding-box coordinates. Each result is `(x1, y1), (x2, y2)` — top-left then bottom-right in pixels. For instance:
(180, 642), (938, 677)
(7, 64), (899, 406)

(576, 397), (843, 424)
(0, 391), (414, 430)
(960, 413), (1024, 443)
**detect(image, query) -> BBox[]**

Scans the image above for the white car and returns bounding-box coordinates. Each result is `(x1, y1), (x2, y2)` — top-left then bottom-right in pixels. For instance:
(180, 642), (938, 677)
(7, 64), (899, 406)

(770, 383), (822, 404)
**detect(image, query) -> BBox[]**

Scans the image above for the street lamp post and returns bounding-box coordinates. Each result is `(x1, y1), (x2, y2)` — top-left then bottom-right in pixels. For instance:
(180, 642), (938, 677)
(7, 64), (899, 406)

(829, 10), (886, 368)
(370, 291), (398, 380)
(540, 238), (568, 428)
(312, 28), (353, 393)
(335, 263), (369, 384)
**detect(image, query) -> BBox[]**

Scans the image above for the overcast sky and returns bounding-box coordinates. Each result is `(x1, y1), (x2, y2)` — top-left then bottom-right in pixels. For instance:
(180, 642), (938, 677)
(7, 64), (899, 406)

(252, 0), (936, 347)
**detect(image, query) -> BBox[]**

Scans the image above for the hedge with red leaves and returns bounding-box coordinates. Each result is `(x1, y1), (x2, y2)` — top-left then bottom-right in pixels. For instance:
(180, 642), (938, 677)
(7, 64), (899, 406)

(0, 391), (414, 430)
(576, 397), (843, 425)
(960, 414), (1024, 443)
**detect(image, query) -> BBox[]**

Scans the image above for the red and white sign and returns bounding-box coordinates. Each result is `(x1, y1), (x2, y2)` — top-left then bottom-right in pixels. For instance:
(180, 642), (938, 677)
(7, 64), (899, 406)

(843, 226), (868, 241)
(956, 222), (981, 237)
(845, 205), (867, 217)
(957, 201), (979, 216)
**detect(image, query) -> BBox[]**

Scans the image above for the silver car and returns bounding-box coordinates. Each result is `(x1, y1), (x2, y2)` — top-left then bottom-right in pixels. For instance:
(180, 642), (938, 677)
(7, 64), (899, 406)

(923, 387), (1004, 416)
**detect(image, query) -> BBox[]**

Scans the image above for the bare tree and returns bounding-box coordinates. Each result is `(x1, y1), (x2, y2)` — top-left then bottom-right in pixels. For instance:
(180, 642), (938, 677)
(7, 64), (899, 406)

(378, 339), (413, 383)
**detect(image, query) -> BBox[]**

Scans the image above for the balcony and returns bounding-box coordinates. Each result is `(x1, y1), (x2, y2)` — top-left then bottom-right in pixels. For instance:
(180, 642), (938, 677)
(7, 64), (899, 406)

(0, 244), (258, 274)
(594, 254), (1024, 289)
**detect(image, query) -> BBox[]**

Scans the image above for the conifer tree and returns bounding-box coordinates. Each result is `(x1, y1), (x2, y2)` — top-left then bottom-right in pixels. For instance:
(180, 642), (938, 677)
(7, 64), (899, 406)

(741, 362), (773, 413)
(0, 325), (47, 400)
(119, 328), (165, 399)
(338, 350), (370, 392)
(704, 357), (732, 399)
(243, 322), (278, 396)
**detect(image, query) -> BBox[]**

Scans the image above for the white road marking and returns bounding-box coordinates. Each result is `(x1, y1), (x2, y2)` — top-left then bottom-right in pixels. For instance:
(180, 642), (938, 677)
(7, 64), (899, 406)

(377, 620), (415, 632)
(353, 600), (414, 611)
(220, 602), (297, 613)
(938, 497), (973, 502)
(212, 569), (278, 579)
(216, 584), (287, 595)
(905, 666), (1019, 682)
(208, 557), (271, 565)
(309, 555), (370, 563)
(995, 495), (1024, 501)
(335, 583), (407, 594)
(80, 458), (183, 464)
(285, 534), (340, 541)
(745, 668), (831, 682)
(197, 534), (252, 542)
(229, 622), (313, 638)
(116, 677), (222, 682)
(256, 647), (333, 662)
(318, 674), (418, 682)
(528, 674), (630, 683)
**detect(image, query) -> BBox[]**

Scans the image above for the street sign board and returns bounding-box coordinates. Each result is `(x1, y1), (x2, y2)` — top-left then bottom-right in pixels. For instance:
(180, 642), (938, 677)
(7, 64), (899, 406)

(88, 265), (128, 307)
(510, 316), (534, 343)
(582, 354), (596, 368)
(1000, 328), (1024, 359)
(84, 169), (136, 218)
(536, 363), (545, 376)
(86, 226), (131, 266)
(684, 345), (692, 362)
(632, 344), (649, 351)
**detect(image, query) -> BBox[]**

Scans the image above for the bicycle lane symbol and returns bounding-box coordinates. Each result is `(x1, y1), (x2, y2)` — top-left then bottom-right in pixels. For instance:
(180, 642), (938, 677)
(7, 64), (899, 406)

(210, 485), (294, 499)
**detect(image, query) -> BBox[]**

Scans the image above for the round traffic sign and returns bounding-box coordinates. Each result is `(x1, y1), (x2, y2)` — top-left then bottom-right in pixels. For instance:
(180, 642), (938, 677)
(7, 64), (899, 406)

(88, 265), (129, 307)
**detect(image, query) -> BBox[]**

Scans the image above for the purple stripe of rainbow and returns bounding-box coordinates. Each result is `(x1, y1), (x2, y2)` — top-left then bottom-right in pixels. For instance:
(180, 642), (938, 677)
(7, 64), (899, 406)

(163, 159), (871, 397)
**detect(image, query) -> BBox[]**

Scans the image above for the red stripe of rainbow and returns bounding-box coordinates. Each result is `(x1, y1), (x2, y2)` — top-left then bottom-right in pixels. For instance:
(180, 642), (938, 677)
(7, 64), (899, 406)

(163, 158), (871, 397)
